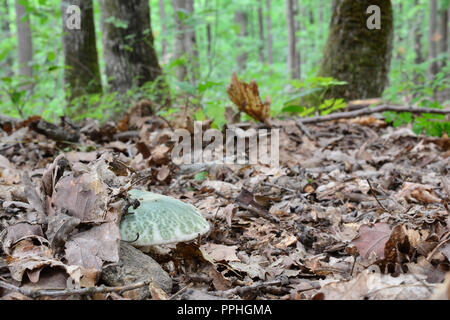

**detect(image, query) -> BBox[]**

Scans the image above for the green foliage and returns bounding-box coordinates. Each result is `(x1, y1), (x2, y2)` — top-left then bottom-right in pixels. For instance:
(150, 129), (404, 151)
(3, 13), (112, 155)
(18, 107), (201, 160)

(194, 171), (208, 181)
(0, 0), (448, 138)
(281, 76), (347, 117)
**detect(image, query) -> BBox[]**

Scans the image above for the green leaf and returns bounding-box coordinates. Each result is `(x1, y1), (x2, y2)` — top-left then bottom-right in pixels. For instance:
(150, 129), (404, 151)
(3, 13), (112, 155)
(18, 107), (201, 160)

(194, 171), (208, 181)
(282, 105), (304, 113)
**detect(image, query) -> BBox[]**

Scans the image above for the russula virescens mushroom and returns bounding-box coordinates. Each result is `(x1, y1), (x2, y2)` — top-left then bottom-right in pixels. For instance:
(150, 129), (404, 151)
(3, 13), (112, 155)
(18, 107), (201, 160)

(120, 189), (210, 246)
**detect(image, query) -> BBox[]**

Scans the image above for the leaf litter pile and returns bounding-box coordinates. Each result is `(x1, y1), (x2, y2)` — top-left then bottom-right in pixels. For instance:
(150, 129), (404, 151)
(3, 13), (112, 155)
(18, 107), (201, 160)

(0, 102), (449, 300)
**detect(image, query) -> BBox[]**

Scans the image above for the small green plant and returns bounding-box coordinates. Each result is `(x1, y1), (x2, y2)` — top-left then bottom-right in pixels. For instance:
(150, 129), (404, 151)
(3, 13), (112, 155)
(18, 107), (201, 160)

(282, 76), (347, 117)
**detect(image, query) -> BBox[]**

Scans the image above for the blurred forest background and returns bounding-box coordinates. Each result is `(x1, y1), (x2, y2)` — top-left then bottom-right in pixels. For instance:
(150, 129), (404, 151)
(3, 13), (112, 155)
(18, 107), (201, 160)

(0, 0), (449, 135)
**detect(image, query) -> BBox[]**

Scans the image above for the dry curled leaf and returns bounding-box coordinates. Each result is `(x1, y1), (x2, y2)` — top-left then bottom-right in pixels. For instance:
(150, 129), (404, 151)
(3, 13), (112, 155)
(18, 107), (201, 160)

(226, 72), (270, 123)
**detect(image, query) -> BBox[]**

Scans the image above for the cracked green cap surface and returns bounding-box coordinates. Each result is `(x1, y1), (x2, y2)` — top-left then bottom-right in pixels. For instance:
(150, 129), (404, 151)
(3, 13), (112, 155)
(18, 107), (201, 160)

(120, 189), (210, 246)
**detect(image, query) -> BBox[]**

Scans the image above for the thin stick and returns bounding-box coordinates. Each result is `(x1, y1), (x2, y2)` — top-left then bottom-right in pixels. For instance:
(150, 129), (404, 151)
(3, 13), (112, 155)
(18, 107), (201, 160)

(0, 279), (149, 299)
(297, 105), (450, 124)
(169, 282), (193, 300)
(426, 236), (450, 262)
(366, 179), (390, 213)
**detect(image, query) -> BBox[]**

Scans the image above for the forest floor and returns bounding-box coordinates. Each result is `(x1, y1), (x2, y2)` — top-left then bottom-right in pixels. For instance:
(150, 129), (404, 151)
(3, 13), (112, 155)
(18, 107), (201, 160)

(0, 107), (449, 300)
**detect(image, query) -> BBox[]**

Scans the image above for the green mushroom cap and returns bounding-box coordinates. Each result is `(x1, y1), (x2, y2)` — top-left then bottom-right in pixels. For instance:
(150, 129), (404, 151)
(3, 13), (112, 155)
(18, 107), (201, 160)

(120, 189), (210, 246)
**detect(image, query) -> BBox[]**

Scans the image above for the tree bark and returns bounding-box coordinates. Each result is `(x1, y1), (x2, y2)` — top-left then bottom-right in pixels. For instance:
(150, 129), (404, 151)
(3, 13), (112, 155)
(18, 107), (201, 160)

(61, 0), (102, 102)
(234, 10), (248, 70)
(172, 0), (200, 84)
(428, 0), (438, 80)
(100, 0), (166, 100)
(439, 5), (448, 69)
(266, 0), (273, 67)
(158, 0), (168, 59)
(14, 0), (33, 89)
(172, 0), (188, 82)
(318, 0), (393, 101)
(186, 0), (200, 84)
(413, 0), (424, 85)
(1, 0), (12, 76)
(286, 0), (299, 79)
(257, 0), (265, 64)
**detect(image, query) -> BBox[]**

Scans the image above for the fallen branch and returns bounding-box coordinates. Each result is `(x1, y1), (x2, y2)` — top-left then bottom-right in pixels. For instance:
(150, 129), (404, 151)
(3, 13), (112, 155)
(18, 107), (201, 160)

(0, 279), (149, 299)
(297, 105), (450, 125)
(218, 279), (286, 297)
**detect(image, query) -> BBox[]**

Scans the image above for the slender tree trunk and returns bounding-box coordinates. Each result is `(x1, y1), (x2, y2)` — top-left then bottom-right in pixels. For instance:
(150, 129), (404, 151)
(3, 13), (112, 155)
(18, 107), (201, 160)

(172, 0), (188, 82)
(61, 0), (102, 103)
(318, 0), (393, 100)
(234, 10), (248, 70)
(293, 0), (300, 78)
(257, 0), (265, 64)
(428, 0), (439, 80)
(100, 0), (166, 104)
(206, 23), (212, 57)
(286, 0), (299, 79)
(186, 0), (200, 84)
(1, 0), (13, 76)
(266, 0), (273, 67)
(413, 0), (424, 85)
(15, 0), (33, 90)
(439, 6), (448, 69)
(158, 0), (168, 59)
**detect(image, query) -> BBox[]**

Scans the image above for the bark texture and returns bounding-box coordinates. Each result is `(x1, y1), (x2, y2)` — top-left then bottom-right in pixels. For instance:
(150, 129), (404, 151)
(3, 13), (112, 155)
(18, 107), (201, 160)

(61, 0), (102, 101)
(318, 0), (393, 100)
(100, 0), (164, 96)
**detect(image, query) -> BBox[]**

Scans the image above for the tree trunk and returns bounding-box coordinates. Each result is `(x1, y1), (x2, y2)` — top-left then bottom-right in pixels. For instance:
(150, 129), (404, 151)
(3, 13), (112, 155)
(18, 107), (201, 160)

(158, 0), (168, 59)
(172, 0), (189, 82)
(234, 10), (248, 70)
(266, 0), (273, 67)
(186, 0), (200, 84)
(1, 0), (13, 76)
(318, 0), (393, 100)
(206, 23), (212, 57)
(15, 0), (33, 89)
(439, 5), (448, 69)
(293, 0), (300, 78)
(100, 0), (166, 102)
(61, 0), (102, 102)
(428, 0), (438, 80)
(257, 0), (265, 64)
(286, 0), (299, 79)
(413, 0), (424, 85)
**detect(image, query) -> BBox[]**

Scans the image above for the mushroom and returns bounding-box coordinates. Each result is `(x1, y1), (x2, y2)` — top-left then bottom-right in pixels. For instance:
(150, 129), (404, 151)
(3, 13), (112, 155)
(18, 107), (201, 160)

(120, 189), (210, 246)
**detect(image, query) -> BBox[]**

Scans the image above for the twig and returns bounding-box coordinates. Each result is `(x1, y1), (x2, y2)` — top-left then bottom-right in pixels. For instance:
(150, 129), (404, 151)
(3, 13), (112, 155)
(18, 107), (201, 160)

(426, 236), (450, 262)
(262, 182), (297, 193)
(0, 279), (149, 299)
(295, 120), (314, 140)
(169, 282), (193, 300)
(366, 179), (390, 213)
(218, 280), (285, 297)
(297, 105), (450, 124)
